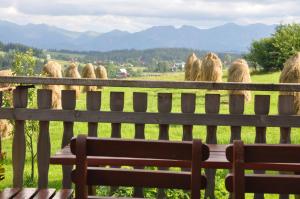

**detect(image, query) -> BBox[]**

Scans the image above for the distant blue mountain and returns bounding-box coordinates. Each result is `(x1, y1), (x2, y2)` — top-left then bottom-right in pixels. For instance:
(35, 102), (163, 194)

(0, 20), (276, 52)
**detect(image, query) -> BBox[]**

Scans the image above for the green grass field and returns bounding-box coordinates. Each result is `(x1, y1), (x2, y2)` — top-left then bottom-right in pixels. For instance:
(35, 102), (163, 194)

(1, 71), (298, 198)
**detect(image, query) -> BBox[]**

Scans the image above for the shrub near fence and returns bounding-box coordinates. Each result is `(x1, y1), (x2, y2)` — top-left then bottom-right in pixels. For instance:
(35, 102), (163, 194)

(0, 76), (300, 198)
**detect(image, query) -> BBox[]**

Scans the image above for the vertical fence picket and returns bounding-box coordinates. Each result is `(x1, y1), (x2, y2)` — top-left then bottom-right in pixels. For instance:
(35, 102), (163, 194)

(278, 95), (295, 199)
(110, 92), (124, 138)
(157, 93), (172, 198)
(133, 92), (148, 139)
(37, 89), (52, 188)
(158, 93), (172, 140)
(86, 91), (101, 195)
(87, 91), (101, 137)
(205, 94), (220, 199)
(133, 92), (148, 198)
(181, 93), (196, 141)
(229, 95), (245, 143)
(61, 90), (76, 189)
(109, 92), (124, 195)
(253, 95), (270, 199)
(12, 86), (28, 187)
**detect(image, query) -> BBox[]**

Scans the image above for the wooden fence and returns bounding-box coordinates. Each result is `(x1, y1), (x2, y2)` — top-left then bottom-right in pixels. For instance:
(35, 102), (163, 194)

(0, 76), (300, 199)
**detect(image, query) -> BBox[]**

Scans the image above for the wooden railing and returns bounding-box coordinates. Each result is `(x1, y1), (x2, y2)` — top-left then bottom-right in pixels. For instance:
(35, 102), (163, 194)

(0, 76), (300, 199)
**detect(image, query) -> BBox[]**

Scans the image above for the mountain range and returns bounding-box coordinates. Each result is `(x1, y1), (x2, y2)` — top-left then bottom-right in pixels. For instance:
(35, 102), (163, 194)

(0, 20), (276, 53)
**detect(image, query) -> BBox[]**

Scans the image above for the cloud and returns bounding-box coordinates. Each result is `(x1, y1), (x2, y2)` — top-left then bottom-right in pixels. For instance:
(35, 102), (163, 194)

(0, 0), (299, 32)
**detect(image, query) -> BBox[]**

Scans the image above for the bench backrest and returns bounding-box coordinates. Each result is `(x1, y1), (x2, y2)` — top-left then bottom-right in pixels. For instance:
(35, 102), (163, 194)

(70, 135), (209, 199)
(225, 140), (300, 199)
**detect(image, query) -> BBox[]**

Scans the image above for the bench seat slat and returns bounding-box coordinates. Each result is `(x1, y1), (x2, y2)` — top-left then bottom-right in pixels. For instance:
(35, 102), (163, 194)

(72, 167), (207, 190)
(51, 189), (73, 199)
(0, 188), (20, 198)
(226, 174), (300, 194)
(32, 189), (56, 199)
(13, 188), (38, 199)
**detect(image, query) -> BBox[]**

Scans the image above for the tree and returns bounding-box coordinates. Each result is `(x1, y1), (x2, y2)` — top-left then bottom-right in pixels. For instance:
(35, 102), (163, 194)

(272, 24), (300, 69)
(11, 49), (38, 183)
(245, 23), (300, 71)
(245, 38), (277, 71)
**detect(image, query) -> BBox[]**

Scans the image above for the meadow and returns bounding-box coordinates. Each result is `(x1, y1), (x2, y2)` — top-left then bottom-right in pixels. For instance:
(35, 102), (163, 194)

(1, 71), (298, 198)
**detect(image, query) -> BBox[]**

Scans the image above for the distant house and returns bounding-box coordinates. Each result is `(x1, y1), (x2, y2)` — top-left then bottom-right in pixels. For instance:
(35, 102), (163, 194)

(172, 62), (185, 71)
(117, 68), (128, 78)
(46, 54), (51, 60)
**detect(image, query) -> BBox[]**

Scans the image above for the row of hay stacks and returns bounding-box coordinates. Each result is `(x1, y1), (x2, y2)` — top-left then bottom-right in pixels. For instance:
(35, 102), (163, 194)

(185, 52), (251, 101)
(42, 61), (107, 109)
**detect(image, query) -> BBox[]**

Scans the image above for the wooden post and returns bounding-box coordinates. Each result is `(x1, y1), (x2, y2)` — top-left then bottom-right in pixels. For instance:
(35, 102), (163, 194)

(229, 95), (245, 143)
(109, 92), (124, 196)
(157, 93), (172, 199)
(181, 93), (196, 141)
(205, 94), (220, 199)
(133, 92), (148, 198)
(86, 91), (101, 137)
(37, 89), (52, 188)
(278, 95), (294, 199)
(12, 87), (28, 187)
(254, 95), (270, 199)
(61, 90), (76, 189)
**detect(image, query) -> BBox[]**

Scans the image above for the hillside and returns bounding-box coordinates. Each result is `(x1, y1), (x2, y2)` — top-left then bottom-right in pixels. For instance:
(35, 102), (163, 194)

(0, 20), (276, 52)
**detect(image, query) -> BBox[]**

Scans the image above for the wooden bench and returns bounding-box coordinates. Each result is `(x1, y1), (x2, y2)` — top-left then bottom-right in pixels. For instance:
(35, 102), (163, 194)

(70, 135), (209, 199)
(0, 188), (73, 198)
(51, 143), (229, 169)
(225, 140), (300, 199)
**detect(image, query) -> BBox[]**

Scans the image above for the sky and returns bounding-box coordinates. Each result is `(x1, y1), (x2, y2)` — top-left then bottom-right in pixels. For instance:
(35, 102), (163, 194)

(0, 0), (300, 33)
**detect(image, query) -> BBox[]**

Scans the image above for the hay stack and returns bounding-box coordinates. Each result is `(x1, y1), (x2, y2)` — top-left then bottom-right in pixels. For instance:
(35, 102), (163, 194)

(184, 53), (197, 81)
(199, 52), (223, 82)
(190, 59), (202, 81)
(42, 61), (63, 109)
(95, 65), (108, 89)
(0, 119), (12, 138)
(64, 63), (81, 98)
(0, 70), (13, 88)
(82, 63), (97, 92)
(228, 59), (252, 102)
(279, 52), (300, 114)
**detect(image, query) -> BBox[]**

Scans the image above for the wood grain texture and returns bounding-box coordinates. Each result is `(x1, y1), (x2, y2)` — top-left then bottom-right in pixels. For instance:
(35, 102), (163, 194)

(37, 89), (52, 188)
(229, 95), (245, 143)
(86, 91), (101, 137)
(157, 93), (172, 198)
(61, 90), (76, 189)
(110, 92), (124, 138)
(278, 95), (295, 199)
(3, 76), (300, 92)
(132, 92), (147, 198)
(181, 93), (196, 141)
(205, 94), (220, 199)
(12, 87), (28, 188)
(254, 95), (270, 199)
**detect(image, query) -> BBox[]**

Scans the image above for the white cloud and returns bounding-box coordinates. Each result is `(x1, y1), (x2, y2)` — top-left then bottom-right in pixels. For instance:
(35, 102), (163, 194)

(0, 0), (299, 32)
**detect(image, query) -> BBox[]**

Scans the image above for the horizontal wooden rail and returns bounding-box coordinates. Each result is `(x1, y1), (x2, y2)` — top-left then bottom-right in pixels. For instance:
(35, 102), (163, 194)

(0, 108), (300, 127)
(1, 76), (300, 91)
